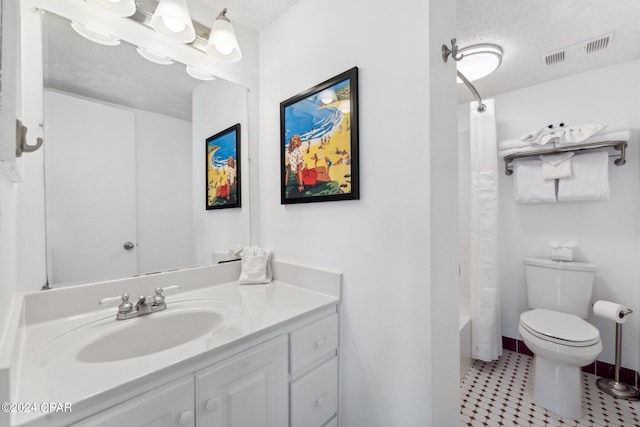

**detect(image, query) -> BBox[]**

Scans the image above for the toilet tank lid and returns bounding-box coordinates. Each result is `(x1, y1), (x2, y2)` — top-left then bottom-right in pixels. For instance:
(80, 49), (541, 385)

(524, 257), (597, 272)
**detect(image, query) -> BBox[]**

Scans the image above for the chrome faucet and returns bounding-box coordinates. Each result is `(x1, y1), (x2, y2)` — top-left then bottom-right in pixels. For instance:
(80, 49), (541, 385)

(100, 285), (181, 320)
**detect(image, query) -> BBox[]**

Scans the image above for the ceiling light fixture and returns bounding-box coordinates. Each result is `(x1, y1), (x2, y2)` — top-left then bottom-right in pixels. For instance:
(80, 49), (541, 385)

(151, 0), (196, 43)
(87, 0), (136, 17)
(136, 47), (175, 65)
(70, 22), (121, 46)
(206, 8), (242, 63)
(455, 44), (503, 83)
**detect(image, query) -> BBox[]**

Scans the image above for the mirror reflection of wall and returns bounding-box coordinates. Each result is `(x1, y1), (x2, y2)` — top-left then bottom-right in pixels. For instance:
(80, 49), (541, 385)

(42, 12), (251, 287)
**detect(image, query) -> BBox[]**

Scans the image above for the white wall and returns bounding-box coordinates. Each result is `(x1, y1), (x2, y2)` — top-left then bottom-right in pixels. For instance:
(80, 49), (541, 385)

(259, 0), (458, 425)
(459, 59), (640, 370)
(192, 80), (251, 264)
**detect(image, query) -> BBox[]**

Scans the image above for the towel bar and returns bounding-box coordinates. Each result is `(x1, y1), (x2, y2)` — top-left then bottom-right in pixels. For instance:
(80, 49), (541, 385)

(503, 140), (627, 175)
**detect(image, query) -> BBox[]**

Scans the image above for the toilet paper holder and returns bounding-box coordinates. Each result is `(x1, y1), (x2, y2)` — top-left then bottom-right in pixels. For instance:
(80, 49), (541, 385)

(592, 303), (640, 400)
(592, 301), (633, 321)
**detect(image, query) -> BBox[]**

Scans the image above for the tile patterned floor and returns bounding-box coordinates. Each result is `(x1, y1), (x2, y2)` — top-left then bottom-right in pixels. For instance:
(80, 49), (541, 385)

(460, 350), (640, 427)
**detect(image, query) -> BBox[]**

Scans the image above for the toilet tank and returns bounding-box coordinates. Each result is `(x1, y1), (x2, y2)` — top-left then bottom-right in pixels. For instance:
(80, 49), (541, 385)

(524, 257), (597, 319)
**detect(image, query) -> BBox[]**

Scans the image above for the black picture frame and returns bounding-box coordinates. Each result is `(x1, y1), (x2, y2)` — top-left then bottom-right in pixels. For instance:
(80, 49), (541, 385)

(280, 67), (359, 204)
(206, 124), (241, 210)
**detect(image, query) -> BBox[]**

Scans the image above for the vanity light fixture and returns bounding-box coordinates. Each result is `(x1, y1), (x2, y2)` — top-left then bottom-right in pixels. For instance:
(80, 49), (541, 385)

(455, 44), (503, 83)
(151, 0), (196, 43)
(136, 47), (175, 65)
(87, 0), (136, 17)
(70, 21), (121, 46)
(206, 8), (242, 63)
(186, 65), (217, 81)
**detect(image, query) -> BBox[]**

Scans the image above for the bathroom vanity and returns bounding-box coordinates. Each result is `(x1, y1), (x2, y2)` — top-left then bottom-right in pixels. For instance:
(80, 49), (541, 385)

(0, 260), (341, 427)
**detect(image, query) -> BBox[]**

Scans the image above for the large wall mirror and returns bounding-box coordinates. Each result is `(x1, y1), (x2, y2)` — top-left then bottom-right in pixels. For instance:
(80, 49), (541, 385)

(41, 10), (251, 287)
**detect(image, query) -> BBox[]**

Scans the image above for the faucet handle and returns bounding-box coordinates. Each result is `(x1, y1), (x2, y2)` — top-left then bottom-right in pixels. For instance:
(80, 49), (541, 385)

(153, 285), (181, 306)
(100, 293), (134, 314)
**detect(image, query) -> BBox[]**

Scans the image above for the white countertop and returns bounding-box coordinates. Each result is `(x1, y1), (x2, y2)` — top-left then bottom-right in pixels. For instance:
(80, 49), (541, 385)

(7, 260), (341, 426)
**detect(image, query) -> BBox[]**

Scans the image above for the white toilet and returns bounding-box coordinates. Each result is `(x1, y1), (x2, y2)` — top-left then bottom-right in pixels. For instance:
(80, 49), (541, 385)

(518, 257), (602, 419)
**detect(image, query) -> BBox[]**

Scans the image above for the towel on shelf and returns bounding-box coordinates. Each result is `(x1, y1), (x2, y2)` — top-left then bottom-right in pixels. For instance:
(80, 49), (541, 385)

(519, 127), (555, 144)
(498, 144), (555, 159)
(556, 130), (630, 148)
(557, 151), (610, 202)
(513, 160), (557, 204)
(499, 138), (537, 151)
(539, 152), (574, 180)
(518, 124), (605, 145)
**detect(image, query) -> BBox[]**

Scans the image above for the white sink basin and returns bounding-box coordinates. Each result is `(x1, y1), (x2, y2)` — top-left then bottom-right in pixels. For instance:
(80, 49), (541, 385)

(32, 299), (241, 365)
(77, 310), (225, 363)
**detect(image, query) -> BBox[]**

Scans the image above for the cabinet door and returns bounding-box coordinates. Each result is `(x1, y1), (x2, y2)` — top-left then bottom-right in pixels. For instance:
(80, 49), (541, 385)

(196, 336), (288, 427)
(71, 377), (195, 427)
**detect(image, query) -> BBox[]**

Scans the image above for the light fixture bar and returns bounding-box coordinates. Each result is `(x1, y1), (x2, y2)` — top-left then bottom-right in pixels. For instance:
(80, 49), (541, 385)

(128, 0), (213, 53)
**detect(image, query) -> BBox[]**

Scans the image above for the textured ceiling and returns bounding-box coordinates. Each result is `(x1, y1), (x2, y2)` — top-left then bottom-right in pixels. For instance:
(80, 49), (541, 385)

(44, 0), (640, 119)
(456, 0), (640, 103)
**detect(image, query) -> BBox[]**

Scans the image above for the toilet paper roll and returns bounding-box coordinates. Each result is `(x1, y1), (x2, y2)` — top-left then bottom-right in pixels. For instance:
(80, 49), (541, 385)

(593, 300), (630, 324)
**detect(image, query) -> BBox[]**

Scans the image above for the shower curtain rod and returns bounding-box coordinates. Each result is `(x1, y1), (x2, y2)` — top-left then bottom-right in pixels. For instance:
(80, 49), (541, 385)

(457, 71), (486, 113)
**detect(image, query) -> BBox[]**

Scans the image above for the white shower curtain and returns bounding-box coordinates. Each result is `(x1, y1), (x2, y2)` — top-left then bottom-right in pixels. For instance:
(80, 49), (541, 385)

(469, 99), (502, 362)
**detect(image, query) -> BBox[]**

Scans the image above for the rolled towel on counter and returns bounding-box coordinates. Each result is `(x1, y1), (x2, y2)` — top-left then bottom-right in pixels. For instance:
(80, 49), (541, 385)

(513, 159), (557, 204)
(539, 152), (574, 180)
(239, 246), (273, 284)
(557, 151), (610, 202)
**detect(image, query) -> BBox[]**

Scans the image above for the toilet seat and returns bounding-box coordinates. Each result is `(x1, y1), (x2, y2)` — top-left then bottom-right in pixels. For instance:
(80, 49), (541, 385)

(520, 309), (600, 347)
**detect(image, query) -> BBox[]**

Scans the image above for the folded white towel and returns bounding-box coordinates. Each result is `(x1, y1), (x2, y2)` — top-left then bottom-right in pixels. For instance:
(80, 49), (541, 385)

(540, 152), (574, 180)
(499, 138), (534, 151)
(557, 151), (610, 202)
(498, 144), (557, 159)
(519, 127), (554, 144)
(597, 120), (629, 135)
(556, 130), (630, 147)
(239, 246), (273, 284)
(519, 124), (606, 145)
(513, 160), (557, 204)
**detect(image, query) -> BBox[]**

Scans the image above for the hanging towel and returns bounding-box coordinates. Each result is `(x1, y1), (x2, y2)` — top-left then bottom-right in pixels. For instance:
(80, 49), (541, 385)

(539, 152), (574, 180)
(558, 151), (610, 202)
(513, 160), (557, 204)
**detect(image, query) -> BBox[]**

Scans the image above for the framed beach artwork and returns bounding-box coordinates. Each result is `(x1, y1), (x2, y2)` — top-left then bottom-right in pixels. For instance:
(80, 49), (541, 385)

(206, 124), (241, 210)
(280, 67), (359, 204)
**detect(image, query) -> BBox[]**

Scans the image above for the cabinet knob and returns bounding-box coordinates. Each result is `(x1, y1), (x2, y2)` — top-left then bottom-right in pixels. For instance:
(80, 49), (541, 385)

(315, 337), (327, 348)
(205, 397), (220, 412)
(315, 393), (328, 407)
(178, 410), (194, 425)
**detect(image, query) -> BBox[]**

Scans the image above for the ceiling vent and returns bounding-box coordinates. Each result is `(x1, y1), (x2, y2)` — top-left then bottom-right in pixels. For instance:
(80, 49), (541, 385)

(544, 51), (565, 66)
(543, 33), (613, 66)
(584, 34), (612, 54)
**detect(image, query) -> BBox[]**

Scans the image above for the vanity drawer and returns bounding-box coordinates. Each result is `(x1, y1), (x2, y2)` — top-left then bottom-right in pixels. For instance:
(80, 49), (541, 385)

(290, 313), (338, 376)
(291, 356), (338, 427)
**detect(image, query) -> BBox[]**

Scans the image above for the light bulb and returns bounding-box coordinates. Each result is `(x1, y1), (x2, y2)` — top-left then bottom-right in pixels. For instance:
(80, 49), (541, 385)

(162, 15), (186, 33)
(214, 42), (234, 55)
